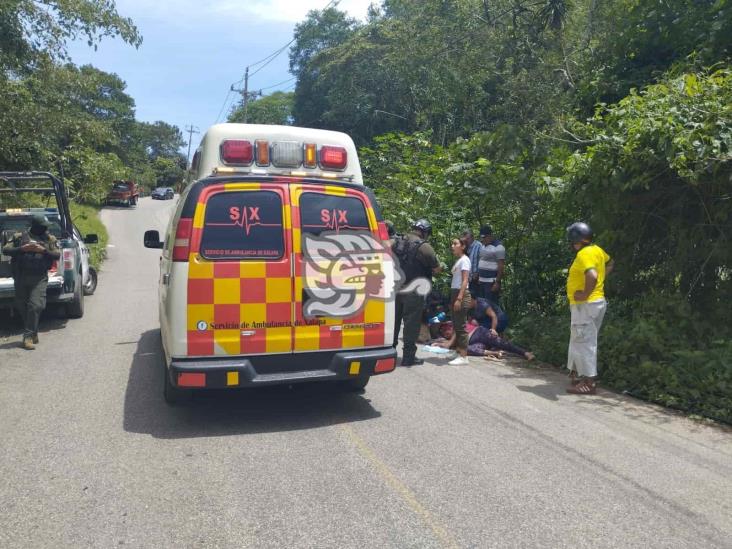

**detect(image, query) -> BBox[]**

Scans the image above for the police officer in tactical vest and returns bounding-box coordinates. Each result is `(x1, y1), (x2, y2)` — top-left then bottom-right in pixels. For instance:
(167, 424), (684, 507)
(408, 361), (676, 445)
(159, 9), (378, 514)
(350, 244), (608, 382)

(392, 219), (441, 366)
(1, 215), (60, 350)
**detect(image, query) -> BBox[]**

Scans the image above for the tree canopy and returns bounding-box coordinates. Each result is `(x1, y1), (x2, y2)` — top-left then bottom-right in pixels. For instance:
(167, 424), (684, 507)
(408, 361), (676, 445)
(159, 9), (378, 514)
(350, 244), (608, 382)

(229, 91), (295, 126)
(0, 0), (141, 73)
(290, 0), (732, 421)
(0, 1), (184, 201)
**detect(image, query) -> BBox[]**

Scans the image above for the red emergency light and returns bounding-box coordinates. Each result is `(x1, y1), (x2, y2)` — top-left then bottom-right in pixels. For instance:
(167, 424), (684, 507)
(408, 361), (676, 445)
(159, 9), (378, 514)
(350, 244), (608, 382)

(221, 140), (253, 165)
(319, 146), (347, 170)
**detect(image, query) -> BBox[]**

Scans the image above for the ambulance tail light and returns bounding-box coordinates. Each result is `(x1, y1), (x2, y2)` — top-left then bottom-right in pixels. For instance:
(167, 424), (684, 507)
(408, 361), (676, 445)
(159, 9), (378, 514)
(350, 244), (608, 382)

(319, 146), (347, 170)
(62, 249), (74, 271)
(48, 260), (58, 274)
(172, 218), (193, 262)
(304, 143), (317, 168)
(377, 221), (390, 241)
(221, 140), (253, 165)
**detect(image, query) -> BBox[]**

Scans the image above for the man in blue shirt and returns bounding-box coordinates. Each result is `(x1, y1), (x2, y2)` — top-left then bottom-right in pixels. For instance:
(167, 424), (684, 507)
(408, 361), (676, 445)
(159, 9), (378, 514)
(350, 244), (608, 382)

(462, 229), (481, 298)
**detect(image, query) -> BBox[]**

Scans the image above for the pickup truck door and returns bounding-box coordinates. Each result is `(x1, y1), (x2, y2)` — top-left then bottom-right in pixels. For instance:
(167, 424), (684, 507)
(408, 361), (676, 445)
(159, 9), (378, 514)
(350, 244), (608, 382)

(73, 227), (90, 286)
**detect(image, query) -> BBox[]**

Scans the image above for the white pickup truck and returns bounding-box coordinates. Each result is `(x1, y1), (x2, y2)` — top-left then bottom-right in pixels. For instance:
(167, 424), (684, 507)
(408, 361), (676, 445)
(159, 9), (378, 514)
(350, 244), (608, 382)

(0, 173), (98, 319)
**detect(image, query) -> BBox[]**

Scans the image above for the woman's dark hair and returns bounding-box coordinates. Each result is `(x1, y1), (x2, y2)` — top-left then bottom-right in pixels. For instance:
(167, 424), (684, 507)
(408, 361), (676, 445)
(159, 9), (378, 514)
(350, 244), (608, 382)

(454, 236), (469, 255)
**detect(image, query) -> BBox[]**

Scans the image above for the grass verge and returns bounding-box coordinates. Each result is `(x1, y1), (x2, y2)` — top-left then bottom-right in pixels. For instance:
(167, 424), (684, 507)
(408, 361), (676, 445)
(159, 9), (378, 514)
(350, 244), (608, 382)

(69, 203), (108, 270)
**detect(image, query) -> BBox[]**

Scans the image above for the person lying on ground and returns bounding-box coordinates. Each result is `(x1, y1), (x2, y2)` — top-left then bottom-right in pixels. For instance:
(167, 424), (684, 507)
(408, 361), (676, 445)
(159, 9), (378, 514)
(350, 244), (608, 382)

(433, 320), (534, 361)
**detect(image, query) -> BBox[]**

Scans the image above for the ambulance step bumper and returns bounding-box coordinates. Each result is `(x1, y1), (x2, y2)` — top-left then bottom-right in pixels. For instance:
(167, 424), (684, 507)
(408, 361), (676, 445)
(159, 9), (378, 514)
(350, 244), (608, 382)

(169, 347), (397, 389)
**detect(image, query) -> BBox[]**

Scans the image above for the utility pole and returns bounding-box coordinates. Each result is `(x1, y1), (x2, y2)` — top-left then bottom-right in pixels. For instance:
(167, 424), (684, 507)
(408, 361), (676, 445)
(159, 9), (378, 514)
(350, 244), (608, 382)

(231, 66), (262, 123)
(184, 125), (200, 190)
(185, 125), (200, 168)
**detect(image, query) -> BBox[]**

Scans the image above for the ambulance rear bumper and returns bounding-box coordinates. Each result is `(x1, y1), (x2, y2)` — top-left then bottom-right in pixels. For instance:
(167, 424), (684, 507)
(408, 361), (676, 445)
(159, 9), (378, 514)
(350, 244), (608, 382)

(168, 347), (397, 389)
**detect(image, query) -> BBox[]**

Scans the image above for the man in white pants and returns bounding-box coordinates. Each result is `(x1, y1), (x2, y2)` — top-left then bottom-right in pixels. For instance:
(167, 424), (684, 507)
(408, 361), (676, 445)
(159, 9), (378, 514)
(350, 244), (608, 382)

(565, 222), (613, 395)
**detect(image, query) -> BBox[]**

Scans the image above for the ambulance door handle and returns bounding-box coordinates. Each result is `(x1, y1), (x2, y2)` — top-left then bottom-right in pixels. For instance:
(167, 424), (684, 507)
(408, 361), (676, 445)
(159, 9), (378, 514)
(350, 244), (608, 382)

(162, 273), (170, 285)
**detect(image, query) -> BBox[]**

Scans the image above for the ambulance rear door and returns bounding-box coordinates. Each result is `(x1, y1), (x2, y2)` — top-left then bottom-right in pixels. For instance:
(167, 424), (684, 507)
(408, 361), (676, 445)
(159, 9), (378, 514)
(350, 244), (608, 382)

(185, 182), (293, 357)
(291, 183), (394, 354)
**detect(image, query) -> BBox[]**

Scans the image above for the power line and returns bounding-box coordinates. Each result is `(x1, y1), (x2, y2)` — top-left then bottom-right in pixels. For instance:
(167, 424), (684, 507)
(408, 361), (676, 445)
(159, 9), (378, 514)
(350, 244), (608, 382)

(213, 89), (233, 124)
(249, 41), (295, 78)
(248, 0), (340, 77)
(260, 76), (297, 91)
(215, 0), (337, 123)
(231, 67), (262, 123)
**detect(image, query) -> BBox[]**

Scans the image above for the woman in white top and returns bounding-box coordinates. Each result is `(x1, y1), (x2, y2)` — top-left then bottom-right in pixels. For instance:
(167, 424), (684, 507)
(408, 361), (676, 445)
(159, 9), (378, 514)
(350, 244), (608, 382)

(448, 237), (472, 365)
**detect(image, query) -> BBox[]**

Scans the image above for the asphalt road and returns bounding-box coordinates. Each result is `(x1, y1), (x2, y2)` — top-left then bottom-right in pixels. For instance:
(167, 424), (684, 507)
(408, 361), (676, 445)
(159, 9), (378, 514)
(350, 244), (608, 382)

(1, 197), (731, 549)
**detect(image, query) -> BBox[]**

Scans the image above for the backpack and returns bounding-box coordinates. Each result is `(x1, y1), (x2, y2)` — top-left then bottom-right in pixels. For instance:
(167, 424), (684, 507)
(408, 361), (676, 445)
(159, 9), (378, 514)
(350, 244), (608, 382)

(392, 235), (426, 282)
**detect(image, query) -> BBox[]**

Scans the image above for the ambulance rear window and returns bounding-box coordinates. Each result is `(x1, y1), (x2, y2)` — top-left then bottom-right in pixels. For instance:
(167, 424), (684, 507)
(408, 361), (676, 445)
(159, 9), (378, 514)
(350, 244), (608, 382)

(199, 191), (284, 260)
(300, 193), (371, 235)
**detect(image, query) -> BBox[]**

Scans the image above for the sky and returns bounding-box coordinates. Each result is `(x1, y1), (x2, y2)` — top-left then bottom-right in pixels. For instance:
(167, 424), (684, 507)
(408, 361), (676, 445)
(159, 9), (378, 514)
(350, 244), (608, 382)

(69, 0), (375, 158)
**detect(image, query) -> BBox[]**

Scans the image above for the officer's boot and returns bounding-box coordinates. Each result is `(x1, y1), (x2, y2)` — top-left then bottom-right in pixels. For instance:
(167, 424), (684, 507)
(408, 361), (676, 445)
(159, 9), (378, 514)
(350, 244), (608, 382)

(32, 333), (39, 344)
(400, 356), (424, 366)
(22, 337), (35, 350)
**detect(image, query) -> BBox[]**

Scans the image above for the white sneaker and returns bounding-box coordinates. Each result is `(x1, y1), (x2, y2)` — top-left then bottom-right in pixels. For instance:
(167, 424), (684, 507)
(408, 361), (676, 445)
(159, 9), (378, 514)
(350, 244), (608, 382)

(448, 356), (469, 365)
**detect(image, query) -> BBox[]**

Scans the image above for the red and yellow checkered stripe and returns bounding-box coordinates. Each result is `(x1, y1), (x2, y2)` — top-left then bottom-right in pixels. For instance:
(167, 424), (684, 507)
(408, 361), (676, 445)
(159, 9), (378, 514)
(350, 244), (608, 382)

(291, 184), (385, 352)
(185, 181), (385, 357)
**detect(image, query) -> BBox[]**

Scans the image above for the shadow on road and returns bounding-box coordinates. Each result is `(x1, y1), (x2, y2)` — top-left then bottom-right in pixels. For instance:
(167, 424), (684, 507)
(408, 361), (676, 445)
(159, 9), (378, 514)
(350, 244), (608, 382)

(101, 205), (138, 211)
(123, 330), (382, 439)
(0, 308), (69, 347)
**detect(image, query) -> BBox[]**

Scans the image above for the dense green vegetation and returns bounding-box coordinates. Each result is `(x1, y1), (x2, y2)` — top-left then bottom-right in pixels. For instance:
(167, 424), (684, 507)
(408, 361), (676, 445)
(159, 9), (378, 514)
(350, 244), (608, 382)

(69, 203), (107, 270)
(229, 91), (295, 125)
(0, 1), (186, 204)
(288, 1), (732, 422)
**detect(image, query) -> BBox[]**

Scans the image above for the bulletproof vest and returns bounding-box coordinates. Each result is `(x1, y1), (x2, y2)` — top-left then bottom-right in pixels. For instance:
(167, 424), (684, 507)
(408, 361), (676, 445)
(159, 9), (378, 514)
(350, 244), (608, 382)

(13, 231), (54, 276)
(392, 235), (428, 282)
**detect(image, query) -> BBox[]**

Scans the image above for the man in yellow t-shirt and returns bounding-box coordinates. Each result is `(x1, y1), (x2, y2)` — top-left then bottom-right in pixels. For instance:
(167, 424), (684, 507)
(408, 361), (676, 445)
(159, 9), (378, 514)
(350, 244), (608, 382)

(565, 222), (614, 395)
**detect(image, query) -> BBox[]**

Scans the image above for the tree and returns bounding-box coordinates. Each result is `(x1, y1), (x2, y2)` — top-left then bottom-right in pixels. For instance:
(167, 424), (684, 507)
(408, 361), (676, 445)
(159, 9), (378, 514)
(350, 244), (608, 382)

(0, 0), (141, 73)
(289, 6), (360, 128)
(561, 69), (732, 316)
(229, 92), (294, 125)
(137, 121), (186, 160)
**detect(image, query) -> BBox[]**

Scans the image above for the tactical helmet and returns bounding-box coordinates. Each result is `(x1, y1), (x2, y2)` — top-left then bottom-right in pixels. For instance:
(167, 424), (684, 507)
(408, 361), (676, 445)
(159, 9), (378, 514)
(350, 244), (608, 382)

(29, 215), (49, 233)
(412, 218), (432, 236)
(566, 222), (593, 243)
(30, 214), (49, 228)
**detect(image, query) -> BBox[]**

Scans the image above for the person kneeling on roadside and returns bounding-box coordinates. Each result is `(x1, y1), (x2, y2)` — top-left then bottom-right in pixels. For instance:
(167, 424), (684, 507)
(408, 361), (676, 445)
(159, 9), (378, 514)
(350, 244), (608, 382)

(434, 319), (534, 362)
(471, 296), (508, 334)
(1, 216), (60, 350)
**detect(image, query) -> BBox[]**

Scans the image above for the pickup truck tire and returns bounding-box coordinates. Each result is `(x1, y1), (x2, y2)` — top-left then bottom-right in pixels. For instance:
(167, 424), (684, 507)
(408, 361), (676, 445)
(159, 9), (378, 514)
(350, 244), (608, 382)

(340, 376), (370, 392)
(66, 276), (84, 318)
(83, 267), (97, 296)
(130, 196), (137, 207)
(163, 364), (192, 405)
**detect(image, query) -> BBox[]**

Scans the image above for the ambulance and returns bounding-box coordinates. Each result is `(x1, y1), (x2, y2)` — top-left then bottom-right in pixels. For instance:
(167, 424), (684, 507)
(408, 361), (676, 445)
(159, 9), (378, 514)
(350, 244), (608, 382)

(144, 124), (397, 404)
